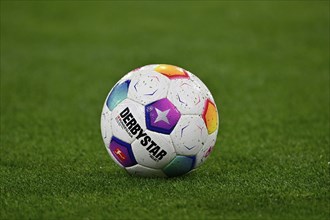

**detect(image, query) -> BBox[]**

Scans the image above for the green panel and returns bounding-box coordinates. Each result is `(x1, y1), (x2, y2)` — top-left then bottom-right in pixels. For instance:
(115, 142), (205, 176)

(163, 156), (195, 177)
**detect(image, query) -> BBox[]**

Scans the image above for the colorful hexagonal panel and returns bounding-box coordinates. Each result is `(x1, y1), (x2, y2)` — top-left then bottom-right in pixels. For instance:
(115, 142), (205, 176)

(106, 80), (130, 111)
(145, 98), (181, 134)
(202, 99), (218, 134)
(163, 156), (196, 177)
(154, 64), (189, 79)
(109, 136), (137, 167)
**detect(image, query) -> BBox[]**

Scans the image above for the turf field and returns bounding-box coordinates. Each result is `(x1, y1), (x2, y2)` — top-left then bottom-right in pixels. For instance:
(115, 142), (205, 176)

(1, 1), (329, 219)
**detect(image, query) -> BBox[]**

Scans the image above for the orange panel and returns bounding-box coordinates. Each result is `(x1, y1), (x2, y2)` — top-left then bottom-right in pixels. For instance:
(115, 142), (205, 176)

(154, 64), (189, 79)
(202, 100), (218, 134)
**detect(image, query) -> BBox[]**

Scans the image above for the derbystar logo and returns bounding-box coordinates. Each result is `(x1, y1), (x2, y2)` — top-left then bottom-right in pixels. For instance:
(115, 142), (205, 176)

(115, 107), (167, 162)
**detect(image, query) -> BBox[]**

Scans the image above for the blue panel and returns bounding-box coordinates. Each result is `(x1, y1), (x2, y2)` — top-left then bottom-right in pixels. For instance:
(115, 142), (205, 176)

(109, 136), (137, 167)
(106, 80), (130, 111)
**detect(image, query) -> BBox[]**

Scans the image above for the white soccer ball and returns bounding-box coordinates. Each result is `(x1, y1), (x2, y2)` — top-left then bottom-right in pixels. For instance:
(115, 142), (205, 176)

(100, 64), (219, 177)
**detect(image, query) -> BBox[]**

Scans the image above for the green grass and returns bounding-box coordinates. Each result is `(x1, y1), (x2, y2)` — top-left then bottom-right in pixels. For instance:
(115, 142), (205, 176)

(1, 1), (329, 219)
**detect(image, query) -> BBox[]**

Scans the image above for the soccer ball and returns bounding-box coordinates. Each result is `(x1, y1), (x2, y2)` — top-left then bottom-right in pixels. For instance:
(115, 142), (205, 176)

(100, 64), (219, 177)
